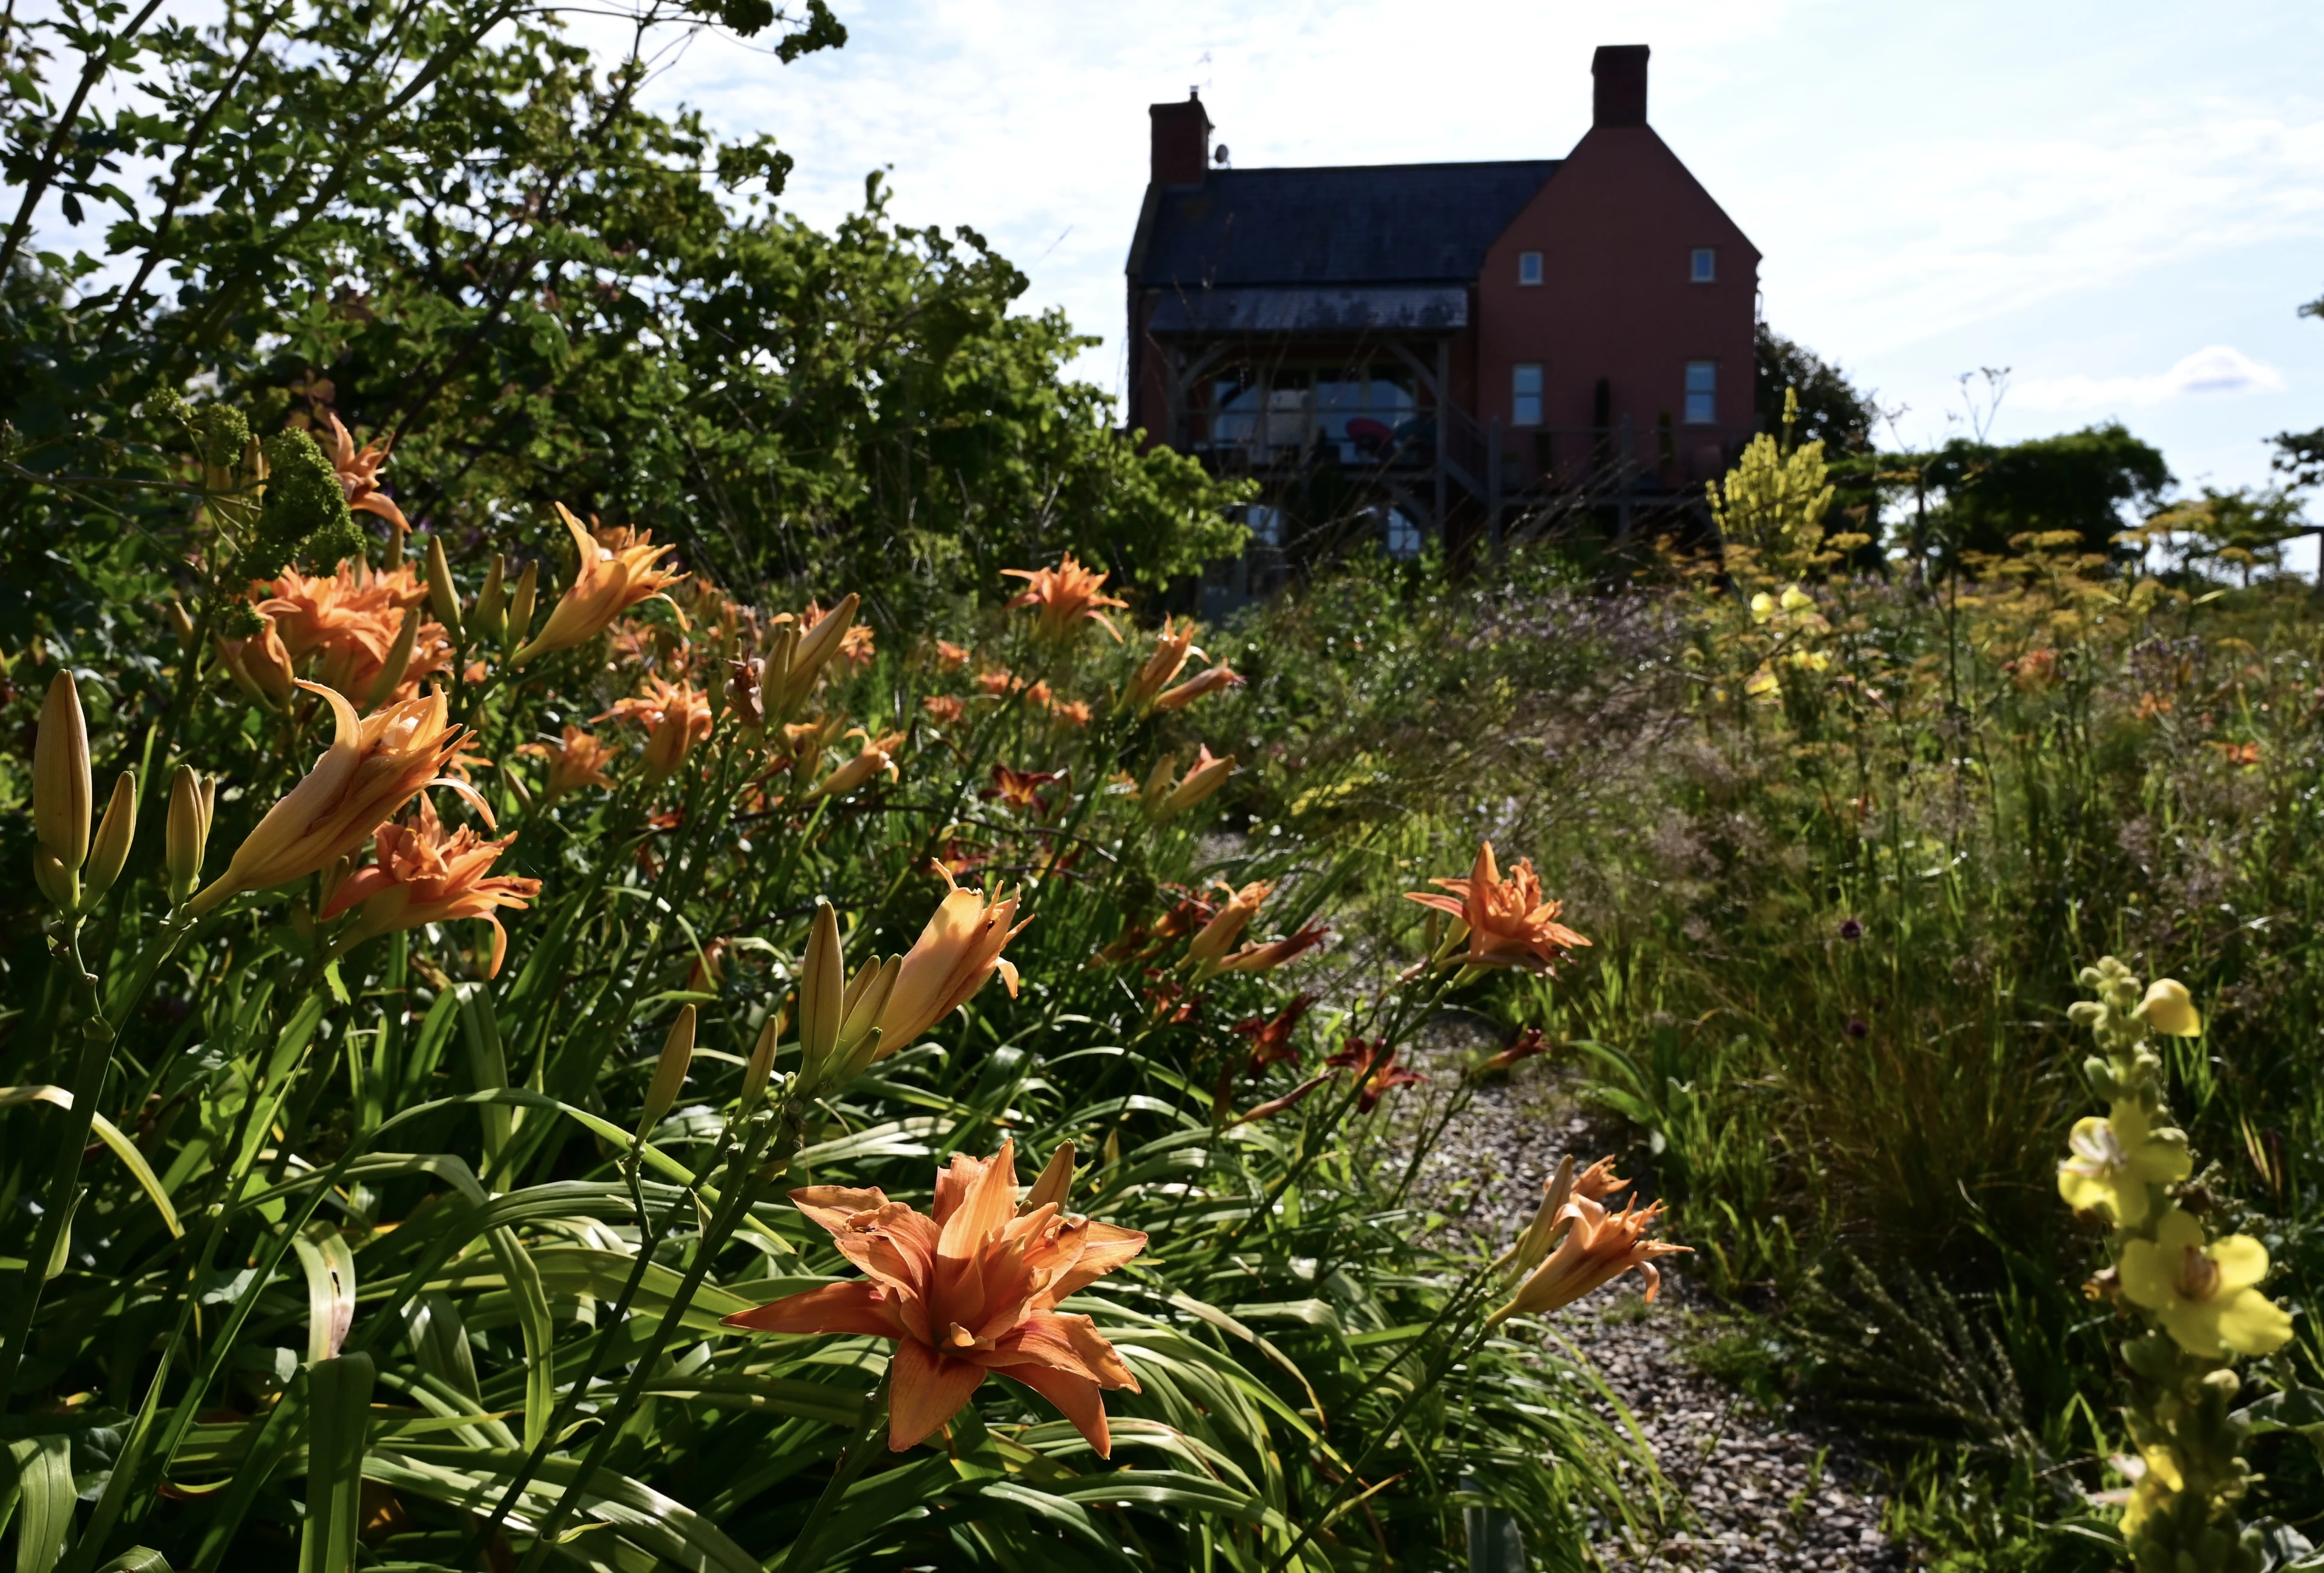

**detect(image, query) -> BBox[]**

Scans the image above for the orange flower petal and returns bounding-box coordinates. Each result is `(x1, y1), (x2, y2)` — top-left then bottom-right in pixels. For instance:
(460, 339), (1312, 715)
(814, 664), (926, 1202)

(720, 1281), (900, 1338)
(994, 1362), (1113, 1457)
(887, 1339), (987, 1452)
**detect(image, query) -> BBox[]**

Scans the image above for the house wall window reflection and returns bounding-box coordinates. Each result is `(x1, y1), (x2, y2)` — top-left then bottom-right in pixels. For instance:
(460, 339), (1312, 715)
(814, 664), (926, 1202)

(1512, 363), (1543, 425)
(1684, 360), (1716, 424)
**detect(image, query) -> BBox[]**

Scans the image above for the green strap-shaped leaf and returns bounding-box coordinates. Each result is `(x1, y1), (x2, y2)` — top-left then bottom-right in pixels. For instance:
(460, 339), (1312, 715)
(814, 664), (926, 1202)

(6, 1434), (74, 1573)
(401, 1292), (483, 1406)
(1, 1089), (182, 1238)
(298, 1353), (375, 1573)
(91, 1551), (172, 1572)
(290, 1223), (358, 1363)
(486, 1227), (554, 1451)
(458, 985), (514, 1167)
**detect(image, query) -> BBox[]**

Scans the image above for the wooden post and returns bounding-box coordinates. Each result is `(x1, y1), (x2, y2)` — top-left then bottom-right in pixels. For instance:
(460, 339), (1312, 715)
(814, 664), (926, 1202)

(1616, 413), (1635, 545)
(1432, 339), (1451, 548)
(1486, 416), (1503, 559)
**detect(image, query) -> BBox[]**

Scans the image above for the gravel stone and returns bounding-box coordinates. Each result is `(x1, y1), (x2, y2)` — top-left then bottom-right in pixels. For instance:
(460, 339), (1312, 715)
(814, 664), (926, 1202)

(1382, 1020), (1914, 1571)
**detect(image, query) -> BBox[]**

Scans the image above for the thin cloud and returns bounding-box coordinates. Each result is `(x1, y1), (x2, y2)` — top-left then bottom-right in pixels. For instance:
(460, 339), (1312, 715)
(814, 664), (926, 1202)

(2014, 346), (2290, 412)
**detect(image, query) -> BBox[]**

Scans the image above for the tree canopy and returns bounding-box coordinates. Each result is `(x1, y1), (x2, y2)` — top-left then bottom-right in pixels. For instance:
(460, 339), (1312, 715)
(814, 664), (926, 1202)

(1, 0), (1247, 646)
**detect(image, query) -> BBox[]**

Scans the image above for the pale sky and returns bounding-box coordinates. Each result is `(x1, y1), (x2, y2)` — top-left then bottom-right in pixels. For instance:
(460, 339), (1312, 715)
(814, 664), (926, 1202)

(622, 0), (2324, 543)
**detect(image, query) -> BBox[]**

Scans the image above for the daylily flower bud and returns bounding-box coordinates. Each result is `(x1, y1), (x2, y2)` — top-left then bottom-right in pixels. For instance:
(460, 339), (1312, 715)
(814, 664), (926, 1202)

(217, 616), (297, 706)
(873, 868), (1029, 1052)
(1159, 747), (1233, 821)
(190, 682), (470, 916)
(513, 504), (685, 666)
(1020, 1141), (1075, 1215)
(33, 672), (92, 913)
(638, 1004), (697, 1140)
(166, 764), (214, 906)
(1153, 663), (1244, 712)
(836, 954), (900, 1066)
(809, 731), (902, 800)
(84, 771), (137, 908)
(797, 901), (845, 1090)
(424, 534), (464, 643)
(1139, 752), (1178, 819)
(741, 1011), (783, 1112)
(471, 554), (508, 644)
(1501, 1155), (1577, 1281)
(505, 559), (539, 657)
(168, 600), (196, 653)
(790, 593), (860, 689)
(1123, 618), (1201, 712)
(1187, 881), (1270, 977)
(366, 609), (422, 712)
(2136, 979), (2202, 1038)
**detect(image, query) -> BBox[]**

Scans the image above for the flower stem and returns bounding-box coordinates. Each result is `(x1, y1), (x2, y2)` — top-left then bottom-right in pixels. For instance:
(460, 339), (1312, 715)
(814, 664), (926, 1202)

(780, 1364), (893, 1572)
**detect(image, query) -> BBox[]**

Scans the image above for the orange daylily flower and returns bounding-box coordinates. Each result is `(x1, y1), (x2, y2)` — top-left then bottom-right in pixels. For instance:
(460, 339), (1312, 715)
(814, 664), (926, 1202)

(513, 504), (686, 665)
(1404, 842), (1590, 974)
(1152, 663), (1243, 712)
(1228, 1072), (1333, 1127)
(1147, 745), (1234, 823)
(1123, 617), (1203, 712)
(601, 677), (714, 781)
(189, 682), (476, 915)
(320, 795), (542, 975)
(809, 730), (905, 800)
(983, 764), (1062, 816)
(934, 640), (972, 671)
(517, 726), (619, 802)
(1327, 1039), (1425, 1114)
(721, 1140), (1146, 1454)
(1047, 697), (1094, 728)
(1232, 995), (1312, 1075)
(1477, 1026), (1551, 1077)
(1213, 922), (1330, 976)
(1490, 1190), (1690, 1324)
(320, 412), (410, 538)
(874, 868), (1031, 1052)
(217, 614), (296, 704)
(260, 560), (428, 660)
(922, 694), (966, 726)
(1002, 553), (1128, 642)
(1186, 879), (1270, 976)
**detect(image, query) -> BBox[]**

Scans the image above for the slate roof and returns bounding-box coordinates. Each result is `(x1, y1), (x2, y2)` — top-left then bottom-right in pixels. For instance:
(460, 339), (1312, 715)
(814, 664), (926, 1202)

(1129, 160), (1560, 290)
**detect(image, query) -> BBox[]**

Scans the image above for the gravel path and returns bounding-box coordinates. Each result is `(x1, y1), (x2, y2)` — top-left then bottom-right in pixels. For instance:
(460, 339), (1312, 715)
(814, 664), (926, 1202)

(1384, 1025), (1913, 1571)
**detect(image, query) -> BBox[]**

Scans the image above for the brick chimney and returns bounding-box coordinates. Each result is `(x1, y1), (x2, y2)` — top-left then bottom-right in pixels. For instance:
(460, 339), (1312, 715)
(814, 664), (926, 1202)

(1149, 91), (1212, 187)
(1591, 45), (1650, 128)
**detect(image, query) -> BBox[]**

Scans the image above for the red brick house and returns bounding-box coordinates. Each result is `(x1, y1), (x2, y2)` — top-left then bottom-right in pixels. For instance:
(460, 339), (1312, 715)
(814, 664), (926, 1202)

(1125, 45), (1759, 578)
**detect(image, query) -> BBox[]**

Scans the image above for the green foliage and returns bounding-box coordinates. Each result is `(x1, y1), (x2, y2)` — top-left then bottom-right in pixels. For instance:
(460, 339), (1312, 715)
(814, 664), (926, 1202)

(1899, 423), (2175, 560)
(1218, 533), (2324, 1563)
(2269, 289), (2324, 491)
(0, 0), (1246, 639)
(243, 430), (360, 580)
(1756, 324), (1879, 455)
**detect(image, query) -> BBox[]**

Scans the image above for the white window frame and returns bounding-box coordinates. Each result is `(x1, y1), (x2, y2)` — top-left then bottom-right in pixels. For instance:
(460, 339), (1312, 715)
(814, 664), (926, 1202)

(1689, 247), (1716, 283)
(1512, 363), (1544, 426)
(1683, 360), (1716, 425)
(1517, 250), (1543, 286)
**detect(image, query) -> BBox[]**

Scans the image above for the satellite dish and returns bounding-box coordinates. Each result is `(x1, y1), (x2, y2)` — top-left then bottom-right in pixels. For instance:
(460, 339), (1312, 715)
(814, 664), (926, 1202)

(1213, 144), (1231, 168)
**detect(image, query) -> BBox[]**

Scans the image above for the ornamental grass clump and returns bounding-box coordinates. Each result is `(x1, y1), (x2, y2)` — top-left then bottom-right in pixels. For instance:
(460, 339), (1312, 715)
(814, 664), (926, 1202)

(2064, 961), (2296, 1571)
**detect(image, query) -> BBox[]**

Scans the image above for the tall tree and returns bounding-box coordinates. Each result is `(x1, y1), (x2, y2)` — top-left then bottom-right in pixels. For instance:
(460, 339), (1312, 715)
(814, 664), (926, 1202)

(1755, 324), (1877, 455)
(1, 0), (1244, 646)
